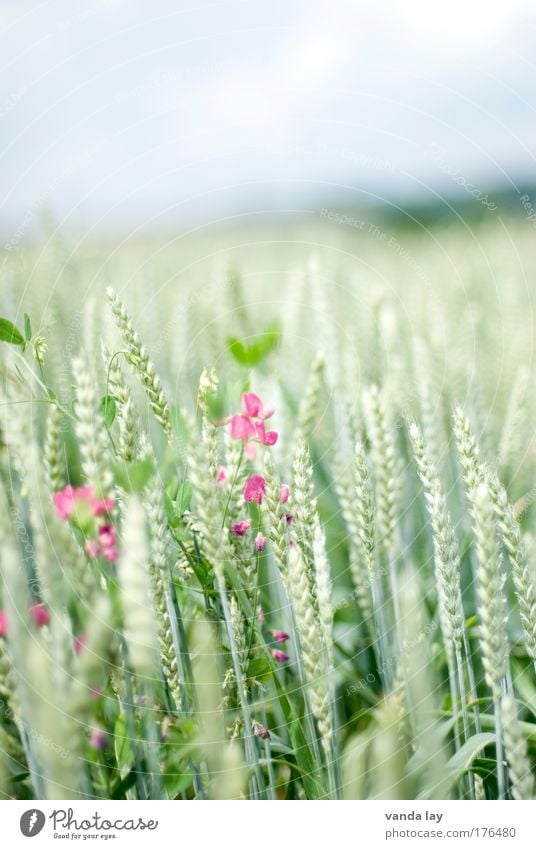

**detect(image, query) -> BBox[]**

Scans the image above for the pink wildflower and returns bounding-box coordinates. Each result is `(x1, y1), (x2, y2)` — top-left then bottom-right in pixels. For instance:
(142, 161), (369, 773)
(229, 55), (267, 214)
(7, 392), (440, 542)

(84, 525), (118, 562)
(89, 727), (108, 751)
(216, 467), (227, 486)
(54, 485), (84, 519)
(0, 609), (8, 637)
(92, 496), (114, 517)
(257, 608), (265, 623)
(85, 539), (101, 558)
(244, 474), (266, 504)
(98, 525), (116, 549)
(54, 485), (114, 521)
(241, 392), (274, 421)
(280, 484), (290, 503)
(230, 414), (256, 442)
(30, 603), (50, 628)
(272, 648), (290, 663)
(254, 421), (278, 446)
(272, 630), (290, 644)
(255, 532), (266, 552)
(102, 546), (118, 563)
(231, 519), (252, 537)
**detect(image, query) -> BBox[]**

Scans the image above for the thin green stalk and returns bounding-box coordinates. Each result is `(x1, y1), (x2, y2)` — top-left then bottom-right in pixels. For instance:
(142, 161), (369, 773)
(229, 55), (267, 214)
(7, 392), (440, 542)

(216, 576), (264, 799)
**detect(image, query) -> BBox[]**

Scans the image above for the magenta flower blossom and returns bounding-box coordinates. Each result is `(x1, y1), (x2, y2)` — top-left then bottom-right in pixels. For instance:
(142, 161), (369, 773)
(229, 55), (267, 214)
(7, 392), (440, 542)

(54, 485), (113, 521)
(244, 474), (266, 504)
(230, 414), (256, 442)
(98, 525), (116, 549)
(92, 496), (114, 517)
(255, 532), (266, 552)
(102, 545), (118, 563)
(285, 513), (293, 524)
(272, 630), (290, 644)
(85, 539), (101, 558)
(272, 648), (290, 663)
(229, 392), (278, 446)
(231, 519), (252, 537)
(84, 525), (118, 562)
(30, 603), (50, 628)
(254, 421), (278, 446)
(280, 484), (290, 503)
(0, 609), (8, 638)
(216, 467), (227, 486)
(241, 392), (275, 421)
(89, 727), (108, 751)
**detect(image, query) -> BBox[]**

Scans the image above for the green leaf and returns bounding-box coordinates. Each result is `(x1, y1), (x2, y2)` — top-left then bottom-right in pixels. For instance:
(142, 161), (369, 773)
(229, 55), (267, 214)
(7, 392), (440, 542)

(10, 771), (30, 783)
(418, 733), (495, 799)
(100, 395), (117, 428)
(112, 456), (154, 493)
(111, 768), (138, 799)
(176, 480), (193, 514)
(0, 317), (25, 346)
(163, 768), (193, 798)
(248, 656), (273, 684)
(24, 313), (32, 341)
(511, 659), (536, 719)
(164, 491), (176, 522)
(206, 389), (226, 422)
(227, 321), (280, 367)
(114, 715), (134, 776)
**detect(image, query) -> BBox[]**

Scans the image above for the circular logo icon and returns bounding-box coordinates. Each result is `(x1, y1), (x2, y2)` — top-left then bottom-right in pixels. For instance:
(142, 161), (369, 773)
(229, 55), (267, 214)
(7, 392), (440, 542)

(20, 810), (46, 837)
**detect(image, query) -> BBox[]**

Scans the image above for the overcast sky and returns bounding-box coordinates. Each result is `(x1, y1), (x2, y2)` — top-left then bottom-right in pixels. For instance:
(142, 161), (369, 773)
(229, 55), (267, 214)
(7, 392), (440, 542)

(1, 0), (535, 235)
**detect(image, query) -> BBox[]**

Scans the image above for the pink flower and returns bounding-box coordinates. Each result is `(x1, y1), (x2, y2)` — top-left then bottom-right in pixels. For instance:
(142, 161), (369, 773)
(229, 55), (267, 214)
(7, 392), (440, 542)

(30, 603), (50, 628)
(272, 630), (289, 644)
(216, 467), (227, 486)
(85, 539), (101, 558)
(255, 532), (266, 552)
(85, 525), (118, 562)
(231, 519), (252, 537)
(0, 609), (8, 637)
(102, 546), (118, 563)
(241, 392), (263, 418)
(54, 485), (114, 521)
(257, 608), (265, 623)
(272, 648), (290, 663)
(280, 484), (290, 503)
(244, 474), (266, 504)
(98, 525), (116, 549)
(92, 497), (114, 517)
(255, 421), (278, 446)
(241, 392), (275, 421)
(89, 727), (108, 751)
(230, 415), (256, 442)
(53, 485), (80, 519)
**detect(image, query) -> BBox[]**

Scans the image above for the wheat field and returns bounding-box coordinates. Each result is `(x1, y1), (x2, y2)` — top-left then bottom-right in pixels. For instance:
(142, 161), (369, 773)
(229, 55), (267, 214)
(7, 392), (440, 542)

(0, 217), (535, 800)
